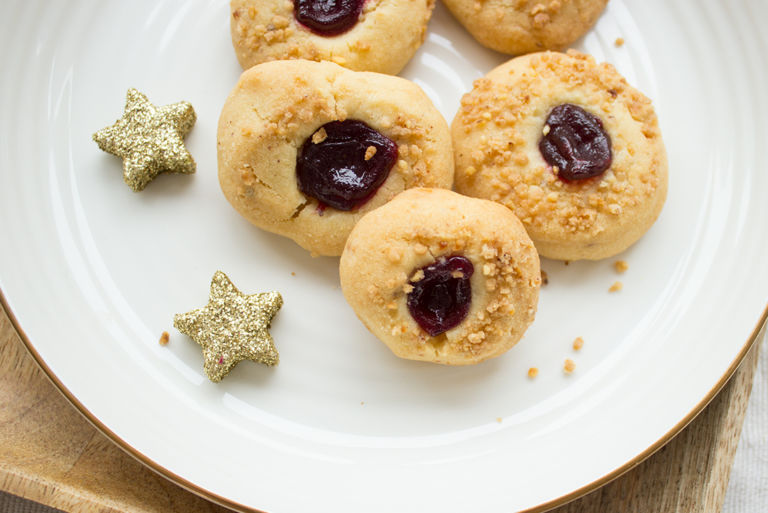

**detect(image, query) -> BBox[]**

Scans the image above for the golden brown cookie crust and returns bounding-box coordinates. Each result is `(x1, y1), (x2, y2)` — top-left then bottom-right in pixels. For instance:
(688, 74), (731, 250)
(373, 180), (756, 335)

(442, 0), (608, 55)
(218, 60), (454, 256)
(230, 0), (434, 75)
(452, 51), (668, 261)
(340, 188), (540, 365)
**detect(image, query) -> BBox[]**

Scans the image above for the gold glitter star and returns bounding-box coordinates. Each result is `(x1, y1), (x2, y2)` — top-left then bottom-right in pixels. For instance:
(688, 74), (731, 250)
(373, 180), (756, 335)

(174, 271), (283, 382)
(93, 88), (196, 191)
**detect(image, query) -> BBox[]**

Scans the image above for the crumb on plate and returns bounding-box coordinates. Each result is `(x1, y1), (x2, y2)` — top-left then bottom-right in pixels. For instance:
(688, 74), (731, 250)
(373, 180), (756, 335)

(159, 331), (170, 345)
(564, 359), (575, 374)
(609, 281), (623, 292)
(541, 270), (549, 286)
(528, 367), (539, 379)
(614, 260), (629, 273)
(573, 336), (584, 351)
(615, 37), (625, 47)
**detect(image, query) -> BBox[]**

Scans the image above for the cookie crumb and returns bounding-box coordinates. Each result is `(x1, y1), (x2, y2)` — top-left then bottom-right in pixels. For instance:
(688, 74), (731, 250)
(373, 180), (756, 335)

(364, 145), (377, 161)
(564, 359), (575, 374)
(614, 37), (625, 47)
(311, 127), (327, 144)
(159, 331), (170, 345)
(540, 270), (549, 285)
(614, 260), (629, 273)
(564, 260), (570, 266)
(572, 337), (584, 351)
(360, 401), (365, 406)
(609, 281), (623, 292)
(291, 271), (296, 276)
(496, 417), (503, 423)
(528, 367), (539, 379)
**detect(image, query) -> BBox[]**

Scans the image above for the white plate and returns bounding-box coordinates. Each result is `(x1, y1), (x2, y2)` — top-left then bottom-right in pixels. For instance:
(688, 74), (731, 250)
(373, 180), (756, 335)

(1, 0), (767, 511)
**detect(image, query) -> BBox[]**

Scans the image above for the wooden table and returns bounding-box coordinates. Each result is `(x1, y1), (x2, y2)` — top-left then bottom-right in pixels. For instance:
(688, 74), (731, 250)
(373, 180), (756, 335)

(0, 304), (762, 513)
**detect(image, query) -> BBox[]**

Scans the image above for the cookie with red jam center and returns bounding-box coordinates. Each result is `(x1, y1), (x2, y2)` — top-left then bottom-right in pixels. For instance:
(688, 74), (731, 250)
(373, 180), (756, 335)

(453, 51), (668, 261)
(340, 188), (540, 366)
(217, 60), (453, 256)
(230, 0), (436, 75)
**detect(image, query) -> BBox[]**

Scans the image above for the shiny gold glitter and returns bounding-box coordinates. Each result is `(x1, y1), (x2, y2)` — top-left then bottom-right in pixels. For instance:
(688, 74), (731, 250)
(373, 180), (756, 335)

(93, 88), (196, 191)
(173, 271), (283, 382)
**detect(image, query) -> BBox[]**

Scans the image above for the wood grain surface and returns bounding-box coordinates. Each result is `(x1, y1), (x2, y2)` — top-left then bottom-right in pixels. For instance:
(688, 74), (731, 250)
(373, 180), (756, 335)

(0, 304), (762, 513)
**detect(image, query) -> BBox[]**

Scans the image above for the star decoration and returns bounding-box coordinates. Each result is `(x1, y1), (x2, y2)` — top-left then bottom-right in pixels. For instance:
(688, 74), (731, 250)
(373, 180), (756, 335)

(93, 88), (196, 191)
(174, 271), (283, 382)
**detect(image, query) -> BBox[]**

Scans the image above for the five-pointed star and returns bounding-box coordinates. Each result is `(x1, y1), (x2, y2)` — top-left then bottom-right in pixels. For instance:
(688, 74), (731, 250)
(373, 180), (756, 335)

(174, 271), (283, 382)
(93, 88), (196, 192)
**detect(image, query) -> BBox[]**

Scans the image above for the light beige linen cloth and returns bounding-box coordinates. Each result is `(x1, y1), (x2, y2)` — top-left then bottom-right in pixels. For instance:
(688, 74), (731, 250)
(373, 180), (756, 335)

(723, 334), (768, 512)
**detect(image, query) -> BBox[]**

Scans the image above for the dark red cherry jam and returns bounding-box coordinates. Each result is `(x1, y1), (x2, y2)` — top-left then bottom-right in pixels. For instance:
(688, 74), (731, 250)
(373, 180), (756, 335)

(407, 256), (474, 337)
(293, 0), (364, 36)
(297, 120), (398, 211)
(539, 103), (612, 181)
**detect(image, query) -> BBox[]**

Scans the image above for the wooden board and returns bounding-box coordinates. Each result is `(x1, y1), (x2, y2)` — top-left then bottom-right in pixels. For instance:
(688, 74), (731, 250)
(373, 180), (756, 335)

(0, 305), (762, 512)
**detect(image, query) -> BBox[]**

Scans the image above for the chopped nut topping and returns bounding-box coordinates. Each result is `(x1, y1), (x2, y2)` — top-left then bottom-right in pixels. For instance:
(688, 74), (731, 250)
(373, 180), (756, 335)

(311, 127), (327, 144)
(387, 247), (402, 263)
(364, 145), (377, 161)
(614, 260), (629, 273)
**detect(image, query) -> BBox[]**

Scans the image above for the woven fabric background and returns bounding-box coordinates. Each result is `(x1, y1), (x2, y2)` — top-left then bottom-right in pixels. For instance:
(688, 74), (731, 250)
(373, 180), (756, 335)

(723, 334), (768, 512)
(0, 491), (62, 513)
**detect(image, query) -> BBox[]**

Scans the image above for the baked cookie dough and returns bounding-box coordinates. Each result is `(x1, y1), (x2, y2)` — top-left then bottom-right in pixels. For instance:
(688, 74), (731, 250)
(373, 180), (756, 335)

(452, 51), (668, 260)
(218, 60), (454, 256)
(442, 0), (608, 55)
(230, 0), (434, 75)
(340, 188), (540, 365)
